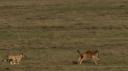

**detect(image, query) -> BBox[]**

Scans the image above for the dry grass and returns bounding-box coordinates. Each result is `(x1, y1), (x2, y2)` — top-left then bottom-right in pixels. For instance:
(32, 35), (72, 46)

(0, 0), (128, 71)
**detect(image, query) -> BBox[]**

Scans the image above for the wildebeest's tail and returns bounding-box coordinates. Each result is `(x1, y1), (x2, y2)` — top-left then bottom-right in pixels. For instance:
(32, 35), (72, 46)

(94, 50), (99, 57)
(77, 49), (81, 55)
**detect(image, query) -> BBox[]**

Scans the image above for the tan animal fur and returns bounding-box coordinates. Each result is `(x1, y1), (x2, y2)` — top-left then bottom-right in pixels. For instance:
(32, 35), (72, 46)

(5, 53), (24, 65)
(77, 49), (100, 64)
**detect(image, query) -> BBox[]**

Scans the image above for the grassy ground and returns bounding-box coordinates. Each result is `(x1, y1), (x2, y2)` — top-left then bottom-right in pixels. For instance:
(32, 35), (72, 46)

(0, 0), (128, 71)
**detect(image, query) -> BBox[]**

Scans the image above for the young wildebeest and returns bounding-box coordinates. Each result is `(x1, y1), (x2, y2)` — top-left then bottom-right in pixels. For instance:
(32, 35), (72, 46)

(77, 49), (100, 64)
(3, 53), (25, 65)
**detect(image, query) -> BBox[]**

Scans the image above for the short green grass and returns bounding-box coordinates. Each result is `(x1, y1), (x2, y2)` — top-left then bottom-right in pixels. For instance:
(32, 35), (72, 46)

(0, 0), (128, 71)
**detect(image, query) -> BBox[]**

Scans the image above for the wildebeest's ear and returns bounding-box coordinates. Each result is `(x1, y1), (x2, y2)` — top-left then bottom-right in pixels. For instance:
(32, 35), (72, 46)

(21, 53), (24, 55)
